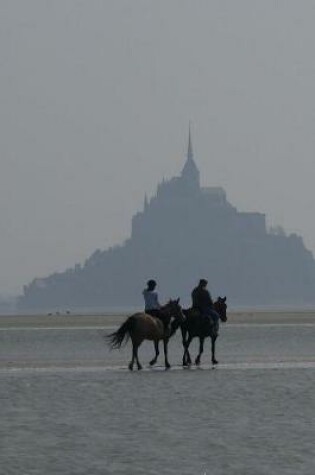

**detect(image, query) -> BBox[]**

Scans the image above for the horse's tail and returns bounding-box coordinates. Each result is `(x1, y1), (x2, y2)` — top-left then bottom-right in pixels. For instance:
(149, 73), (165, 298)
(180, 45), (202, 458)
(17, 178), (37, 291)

(106, 316), (136, 349)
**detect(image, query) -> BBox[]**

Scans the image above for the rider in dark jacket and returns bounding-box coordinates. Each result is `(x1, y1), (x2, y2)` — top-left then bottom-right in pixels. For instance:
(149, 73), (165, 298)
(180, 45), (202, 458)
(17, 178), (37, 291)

(191, 279), (219, 325)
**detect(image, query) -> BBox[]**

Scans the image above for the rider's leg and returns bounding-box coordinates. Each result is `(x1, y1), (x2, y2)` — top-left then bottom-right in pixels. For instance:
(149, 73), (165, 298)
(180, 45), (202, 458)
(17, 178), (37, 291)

(146, 309), (159, 318)
(209, 309), (220, 322)
(201, 310), (211, 327)
(209, 309), (220, 334)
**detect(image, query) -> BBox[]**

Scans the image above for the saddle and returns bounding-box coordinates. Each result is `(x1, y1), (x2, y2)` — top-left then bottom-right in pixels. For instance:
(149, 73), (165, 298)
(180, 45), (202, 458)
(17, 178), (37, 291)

(190, 308), (217, 329)
(189, 308), (200, 318)
(146, 310), (170, 333)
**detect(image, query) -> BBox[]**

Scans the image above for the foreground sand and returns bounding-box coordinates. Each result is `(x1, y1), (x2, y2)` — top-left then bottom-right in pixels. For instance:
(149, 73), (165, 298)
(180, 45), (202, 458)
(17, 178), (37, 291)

(1, 310), (315, 328)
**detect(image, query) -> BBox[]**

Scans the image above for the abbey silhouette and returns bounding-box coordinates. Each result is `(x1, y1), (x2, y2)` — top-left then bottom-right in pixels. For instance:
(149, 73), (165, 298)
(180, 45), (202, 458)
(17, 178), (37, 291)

(19, 130), (315, 311)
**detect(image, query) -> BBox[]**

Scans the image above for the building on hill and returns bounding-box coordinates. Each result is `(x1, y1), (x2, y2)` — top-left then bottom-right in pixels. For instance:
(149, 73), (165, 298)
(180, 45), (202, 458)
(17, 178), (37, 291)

(18, 131), (315, 311)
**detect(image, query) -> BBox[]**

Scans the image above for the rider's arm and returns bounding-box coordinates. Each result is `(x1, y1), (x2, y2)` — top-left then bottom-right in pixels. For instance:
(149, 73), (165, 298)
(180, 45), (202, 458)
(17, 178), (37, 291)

(205, 290), (214, 308)
(191, 289), (198, 308)
(154, 292), (161, 309)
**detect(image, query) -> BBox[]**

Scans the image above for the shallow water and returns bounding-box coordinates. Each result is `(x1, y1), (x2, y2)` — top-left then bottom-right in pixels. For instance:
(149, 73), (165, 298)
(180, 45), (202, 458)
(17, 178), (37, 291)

(0, 324), (314, 474)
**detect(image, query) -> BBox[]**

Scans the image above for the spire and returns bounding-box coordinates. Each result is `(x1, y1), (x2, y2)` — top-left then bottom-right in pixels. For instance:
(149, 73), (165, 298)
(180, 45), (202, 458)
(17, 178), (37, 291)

(181, 124), (200, 188)
(187, 122), (193, 161)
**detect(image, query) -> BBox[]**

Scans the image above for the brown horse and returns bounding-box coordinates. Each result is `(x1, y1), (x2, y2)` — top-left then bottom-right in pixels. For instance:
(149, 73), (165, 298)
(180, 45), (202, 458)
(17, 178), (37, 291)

(107, 299), (185, 370)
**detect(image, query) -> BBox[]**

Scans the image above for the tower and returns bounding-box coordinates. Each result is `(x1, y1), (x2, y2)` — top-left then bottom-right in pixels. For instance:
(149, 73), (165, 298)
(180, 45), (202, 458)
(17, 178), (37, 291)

(181, 125), (200, 188)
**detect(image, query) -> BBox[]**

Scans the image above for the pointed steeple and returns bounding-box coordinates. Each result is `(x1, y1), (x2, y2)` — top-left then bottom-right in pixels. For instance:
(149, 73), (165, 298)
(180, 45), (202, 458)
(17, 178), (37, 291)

(187, 122), (193, 161)
(181, 124), (200, 188)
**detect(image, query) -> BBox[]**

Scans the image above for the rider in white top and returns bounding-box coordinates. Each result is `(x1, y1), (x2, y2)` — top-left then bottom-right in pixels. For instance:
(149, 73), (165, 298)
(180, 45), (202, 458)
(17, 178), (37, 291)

(143, 280), (161, 311)
(143, 280), (168, 330)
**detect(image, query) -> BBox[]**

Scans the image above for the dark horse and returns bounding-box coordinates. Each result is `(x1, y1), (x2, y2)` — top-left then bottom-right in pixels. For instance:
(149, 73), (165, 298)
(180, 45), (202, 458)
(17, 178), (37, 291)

(107, 299), (185, 370)
(179, 297), (227, 366)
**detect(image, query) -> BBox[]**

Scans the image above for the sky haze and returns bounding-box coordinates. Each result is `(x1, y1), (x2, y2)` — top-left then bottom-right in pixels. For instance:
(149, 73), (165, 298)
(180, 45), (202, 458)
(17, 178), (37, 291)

(1, 1), (315, 295)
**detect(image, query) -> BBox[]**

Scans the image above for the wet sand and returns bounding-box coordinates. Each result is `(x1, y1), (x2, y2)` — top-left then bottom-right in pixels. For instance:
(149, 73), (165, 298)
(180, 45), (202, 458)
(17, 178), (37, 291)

(1, 310), (315, 328)
(1, 318), (314, 474)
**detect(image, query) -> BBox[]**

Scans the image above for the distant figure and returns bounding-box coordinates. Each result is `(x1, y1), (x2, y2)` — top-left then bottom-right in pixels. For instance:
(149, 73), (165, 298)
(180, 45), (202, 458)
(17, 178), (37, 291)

(142, 279), (167, 331)
(191, 279), (220, 326)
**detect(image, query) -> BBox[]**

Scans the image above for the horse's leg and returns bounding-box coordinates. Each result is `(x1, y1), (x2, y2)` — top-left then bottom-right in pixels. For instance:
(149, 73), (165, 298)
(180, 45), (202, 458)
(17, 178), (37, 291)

(134, 343), (142, 370)
(195, 337), (204, 366)
(181, 328), (188, 366)
(150, 340), (160, 366)
(163, 338), (171, 369)
(129, 342), (136, 371)
(184, 334), (193, 366)
(211, 335), (218, 365)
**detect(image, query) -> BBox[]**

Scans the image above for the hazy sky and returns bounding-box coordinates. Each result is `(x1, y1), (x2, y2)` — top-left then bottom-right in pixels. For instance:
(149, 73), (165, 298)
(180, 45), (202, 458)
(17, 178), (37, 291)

(1, 1), (315, 295)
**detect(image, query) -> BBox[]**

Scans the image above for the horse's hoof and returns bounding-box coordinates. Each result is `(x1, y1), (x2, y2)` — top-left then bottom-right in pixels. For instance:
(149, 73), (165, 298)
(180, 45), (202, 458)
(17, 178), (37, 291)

(128, 364), (133, 371)
(195, 359), (201, 366)
(149, 360), (156, 366)
(137, 364), (143, 370)
(165, 364), (171, 370)
(212, 359), (218, 365)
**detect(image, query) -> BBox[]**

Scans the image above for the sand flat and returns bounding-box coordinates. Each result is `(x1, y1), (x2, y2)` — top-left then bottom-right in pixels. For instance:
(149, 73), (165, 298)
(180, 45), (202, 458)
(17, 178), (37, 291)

(1, 310), (315, 328)
(0, 314), (126, 329)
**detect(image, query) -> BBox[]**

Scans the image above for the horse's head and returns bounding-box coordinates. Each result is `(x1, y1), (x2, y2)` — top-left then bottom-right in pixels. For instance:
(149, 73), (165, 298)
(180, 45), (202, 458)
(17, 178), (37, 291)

(162, 298), (185, 336)
(213, 296), (227, 322)
(165, 298), (185, 323)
